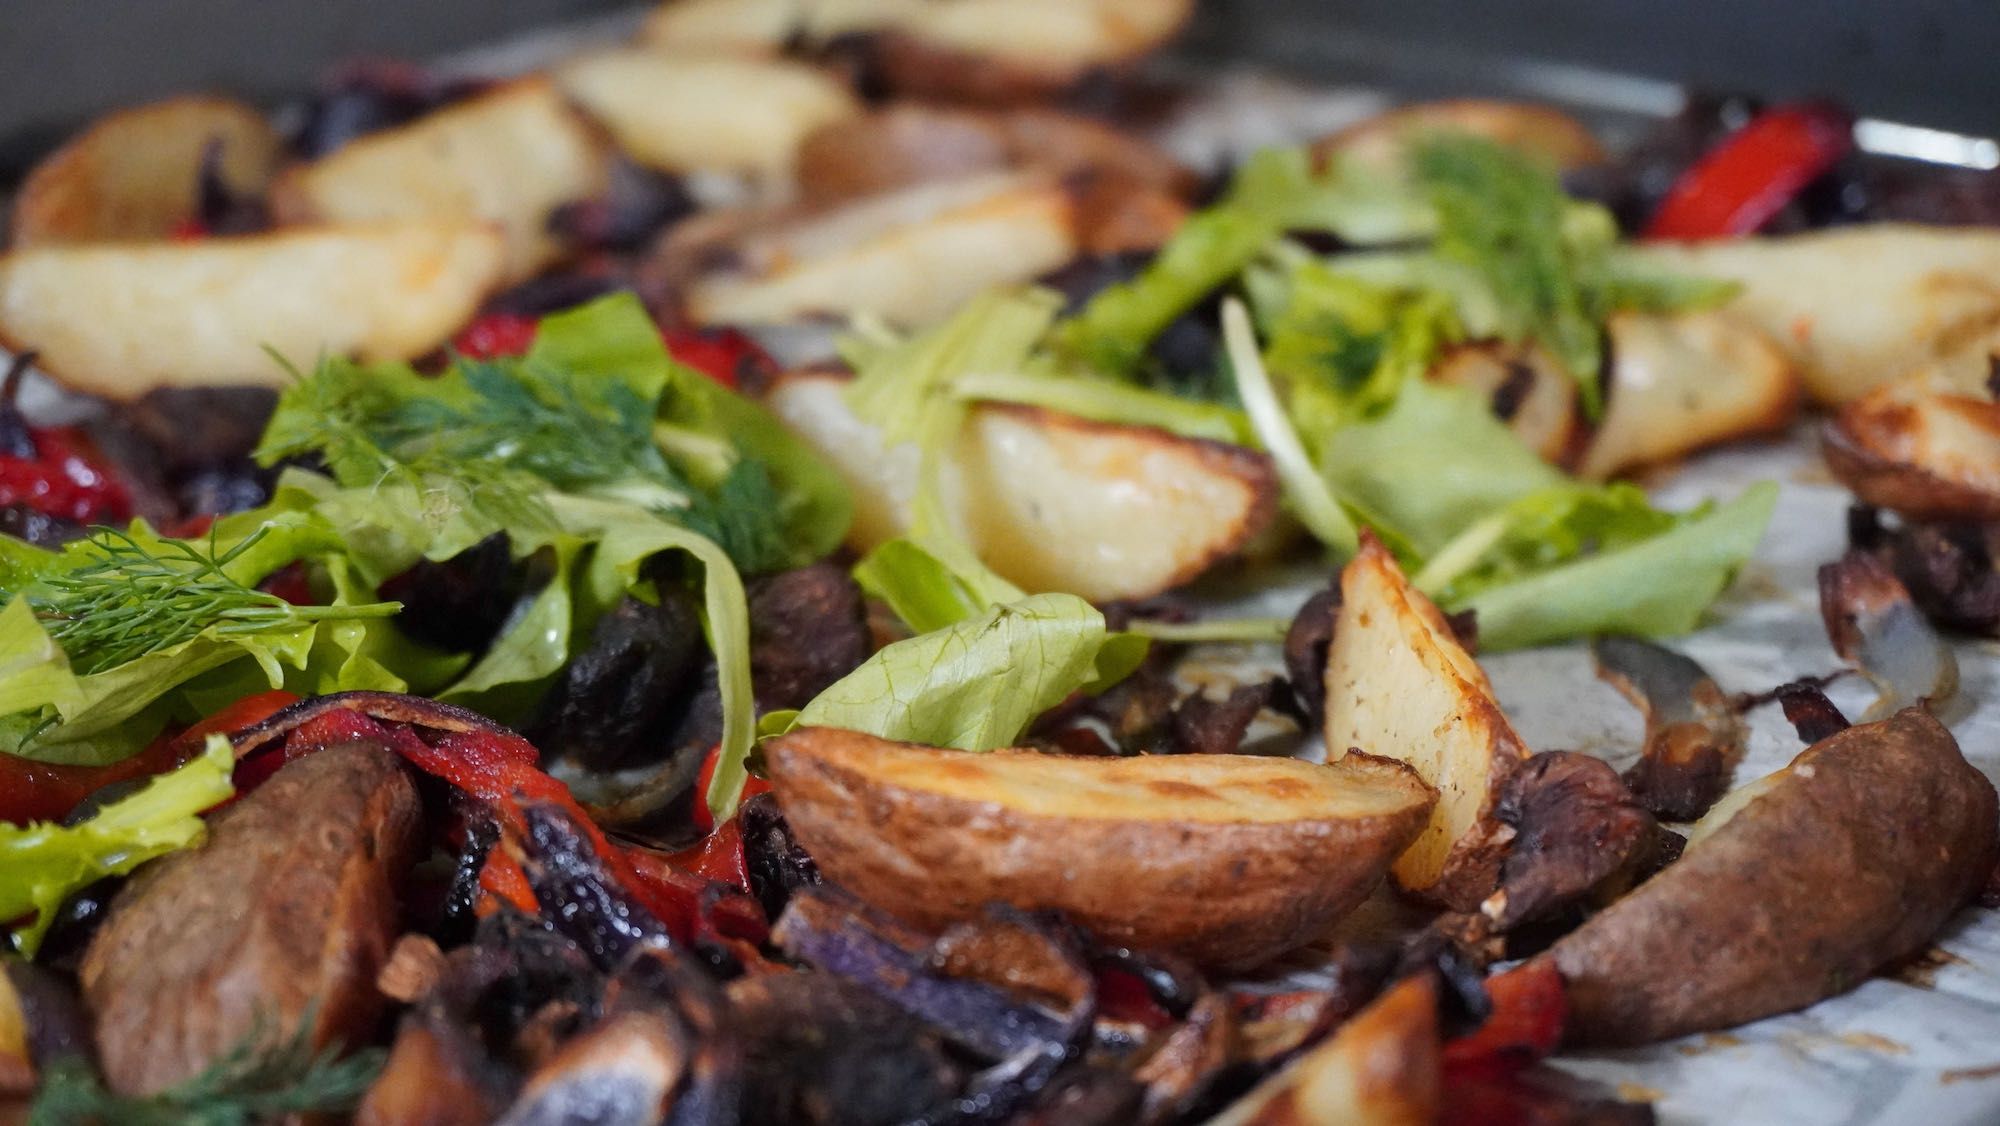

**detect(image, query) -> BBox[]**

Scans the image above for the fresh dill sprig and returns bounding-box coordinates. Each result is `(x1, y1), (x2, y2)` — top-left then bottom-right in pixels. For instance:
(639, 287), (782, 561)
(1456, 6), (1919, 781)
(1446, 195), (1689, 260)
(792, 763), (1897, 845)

(27, 1009), (385, 1126)
(31, 527), (398, 676)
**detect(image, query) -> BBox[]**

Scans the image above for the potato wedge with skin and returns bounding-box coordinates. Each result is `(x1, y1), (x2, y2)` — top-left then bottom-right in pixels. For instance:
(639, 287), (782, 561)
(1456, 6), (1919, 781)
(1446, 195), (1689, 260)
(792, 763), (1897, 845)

(1325, 535), (1529, 910)
(1632, 224), (2000, 404)
(870, 0), (1195, 104)
(641, 0), (920, 56)
(1312, 99), (1606, 174)
(559, 51), (861, 183)
(1824, 358), (2000, 522)
(1427, 341), (1580, 467)
(1205, 975), (1440, 1126)
(270, 78), (607, 283)
(9, 95), (280, 248)
(765, 727), (1436, 971)
(765, 370), (1277, 601)
(1543, 707), (1998, 1047)
(0, 222), (505, 398)
(685, 172), (1079, 328)
(1576, 310), (1800, 479)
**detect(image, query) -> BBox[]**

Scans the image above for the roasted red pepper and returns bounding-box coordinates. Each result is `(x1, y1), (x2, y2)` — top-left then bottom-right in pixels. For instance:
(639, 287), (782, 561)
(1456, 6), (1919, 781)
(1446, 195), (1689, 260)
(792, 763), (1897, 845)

(449, 311), (772, 390)
(451, 312), (541, 360)
(0, 427), (133, 525)
(0, 689), (299, 825)
(1644, 102), (1854, 240)
(1442, 960), (1568, 1075)
(691, 742), (772, 834)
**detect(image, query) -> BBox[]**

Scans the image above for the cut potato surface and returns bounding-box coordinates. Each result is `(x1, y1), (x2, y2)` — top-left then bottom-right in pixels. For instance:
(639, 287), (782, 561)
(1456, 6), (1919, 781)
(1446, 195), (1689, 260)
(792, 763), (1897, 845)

(765, 371), (1277, 602)
(1545, 707), (1997, 1046)
(1313, 98), (1606, 174)
(271, 79), (606, 283)
(1427, 341), (1580, 467)
(1324, 535), (1528, 909)
(1633, 225), (2000, 404)
(641, 0), (919, 55)
(686, 172), (1079, 327)
(1577, 310), (1800, 479)
(0, 223), (506, 398)
(765, 727), (1435, 970)
(9, 95), (281, 248)
(559, 51), (861, 181)
(1205, 975), (1440, 1126)
(873, 0), (1194, 102)
(1824, 361), (2000, 522)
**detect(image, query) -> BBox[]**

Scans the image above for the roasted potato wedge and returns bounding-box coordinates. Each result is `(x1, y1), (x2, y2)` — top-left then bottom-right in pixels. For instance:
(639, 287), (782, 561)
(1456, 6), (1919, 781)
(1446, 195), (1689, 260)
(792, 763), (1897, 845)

(1543, 708), (1998, 1046)
(1312, 98), (1606, 173)
(270, 78), (607, 283)
(559, 51), (861, 183)
(9, 95), (281, 248)
(1824, 360), (2000, 522)
(1633, 224), (2000, 404)
(1206, 975), (1440, 1126)
(641, 0), (920, 56)
(870, 0), (1196, 104)
(796, 104), (1194, 206)
(1576, 310), (1800, 479)
(0, 222), (506, 398)
(1427, 341), (1581, 466)
(683, 172), (1079, 327)
(765, 370), (1277, 601)
(765, 727), (1436, 971)
(1324, 535), (1529, 909)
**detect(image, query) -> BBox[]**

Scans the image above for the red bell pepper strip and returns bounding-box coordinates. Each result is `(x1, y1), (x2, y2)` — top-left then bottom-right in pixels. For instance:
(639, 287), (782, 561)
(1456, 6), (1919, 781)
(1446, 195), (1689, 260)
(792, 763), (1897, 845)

(0, 427), (133, 525)
(0, 690), (298, 825)
(692, 743), (771, 834)
(1442, 960), (1568, 1075)
(448, 312), (773, 390)
(1644, 102), (1854, 240)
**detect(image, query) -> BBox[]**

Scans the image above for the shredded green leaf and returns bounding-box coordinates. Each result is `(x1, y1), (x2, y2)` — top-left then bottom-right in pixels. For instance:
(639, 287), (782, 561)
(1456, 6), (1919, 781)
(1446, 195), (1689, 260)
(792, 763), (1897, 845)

(2, 734), (235, 956)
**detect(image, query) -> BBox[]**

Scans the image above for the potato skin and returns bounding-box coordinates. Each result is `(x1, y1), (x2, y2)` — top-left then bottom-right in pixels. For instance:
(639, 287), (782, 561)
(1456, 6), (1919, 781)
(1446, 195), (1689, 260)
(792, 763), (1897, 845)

(766, 729), (1434, 971)
(80, 743), (422, 1094)
(1822, 391), (2000, 523)
(1544, 708), (1997, 1046)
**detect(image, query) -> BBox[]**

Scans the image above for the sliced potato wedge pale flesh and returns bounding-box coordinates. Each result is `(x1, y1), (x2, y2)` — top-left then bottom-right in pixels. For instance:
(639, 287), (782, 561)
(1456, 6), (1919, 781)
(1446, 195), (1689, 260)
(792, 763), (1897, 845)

(1576, 310), (1800, 480)
(0, 223), (506, 399)
(764, 727), (1436, 970)
(872, 0), (1195, 103)
(1427, 341), (1580, 467)
(1545, 707), (1997, 1046)
(1823, 354), (2000, 522)
(270, 78), (607, 283)
(765, 371), (1277, 602)
(640, 0), (921, 55)
(1632, 224), (2000, 404)
(1313, 98), (1606, 174)
(9, 95), (282, 248)
(685, 172), (1079, 327)
(559, 51), (861, 182)
(1204, 975), (1440, 1126)
(1324, 534), (1529, 909)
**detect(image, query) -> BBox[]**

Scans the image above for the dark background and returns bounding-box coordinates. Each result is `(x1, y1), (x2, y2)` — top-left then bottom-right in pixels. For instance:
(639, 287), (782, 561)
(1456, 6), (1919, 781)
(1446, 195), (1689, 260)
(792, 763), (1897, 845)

(2, 0), (1992, 170)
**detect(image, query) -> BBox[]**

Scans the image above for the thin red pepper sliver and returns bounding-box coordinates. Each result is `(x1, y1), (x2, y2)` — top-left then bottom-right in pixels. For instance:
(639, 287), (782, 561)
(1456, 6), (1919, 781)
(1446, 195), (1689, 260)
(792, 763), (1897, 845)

(1441, 960), (1568, 1074)
(1644, 102), (1854, 240)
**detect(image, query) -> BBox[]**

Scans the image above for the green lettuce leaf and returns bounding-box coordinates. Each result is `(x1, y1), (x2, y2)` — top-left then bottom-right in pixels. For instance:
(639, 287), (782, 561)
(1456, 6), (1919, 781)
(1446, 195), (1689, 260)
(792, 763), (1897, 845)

(3, 734), (235, 956)
(1445, 482), (1778, 650)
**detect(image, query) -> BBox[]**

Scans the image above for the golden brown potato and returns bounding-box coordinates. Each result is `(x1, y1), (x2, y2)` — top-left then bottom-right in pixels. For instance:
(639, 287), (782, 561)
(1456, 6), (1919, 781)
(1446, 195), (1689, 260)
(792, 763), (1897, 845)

(765, 727), (1436, 971)
(1544, 708), (1997, 1046)
(1324, 535), (1529, 910)
(1427, 341), (1581, 466)
(9, 95), (281, 248)
(1824, 360), (2000, 522)
(1576, 310), (1801, 479)
(641, 0), (920, 56)
(270, 78), (607, 282)
(1633, 225), (2000, 404)
(684, 172), (1079, 327)
(765, 370), (1277, 602)
(1312, 98), (1606, 173)
(81, 744), (422, 1095)
(870, 0), (1195, 104)
(1205, 975), (1440, 1126)
(0, 222), (505, 398)
(559, 50), (861, 183)
(796, 104), (1195, 206)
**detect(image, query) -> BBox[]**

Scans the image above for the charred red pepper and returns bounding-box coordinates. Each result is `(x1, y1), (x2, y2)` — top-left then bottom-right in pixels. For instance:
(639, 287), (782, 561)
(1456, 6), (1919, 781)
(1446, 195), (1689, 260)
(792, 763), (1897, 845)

(1442, 960), (1568, 1075)
(449, 311), (772, 391)
(451, 312), (541, 360)
(668, 814), (752, 890)
(692, 742), (771, 834)
(1644, 102), (1854, 240)
(0, 427), (133, 525)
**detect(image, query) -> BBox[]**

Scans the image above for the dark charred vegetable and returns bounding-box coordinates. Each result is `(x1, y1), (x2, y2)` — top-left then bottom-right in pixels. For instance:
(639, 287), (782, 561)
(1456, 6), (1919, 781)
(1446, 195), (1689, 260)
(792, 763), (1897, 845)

(1775, 681), (1852, 743)
(1591, 635), (1746, 820)
(548, 162), (697, 254)
(1131, 992), (1232, 1122)
(744, 563), (873, 713)
(531, 583), (707, 774)
(1819, 549), (1959, 718)
(79, 743), (421, 1095)
(497, 1011), (693, 1126)
(513, 802), (677, 970)
(1282, 585), (1339, 725)
(1850, 507), (2000, 636)
(1165, 681), (1277, 755)
(729, 973), (967, 1126)
(379, 533), (526, 655)
(739, 793), (820, 921)
(292, 59), (491, 158)
(1484, 751), (1659, 929)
